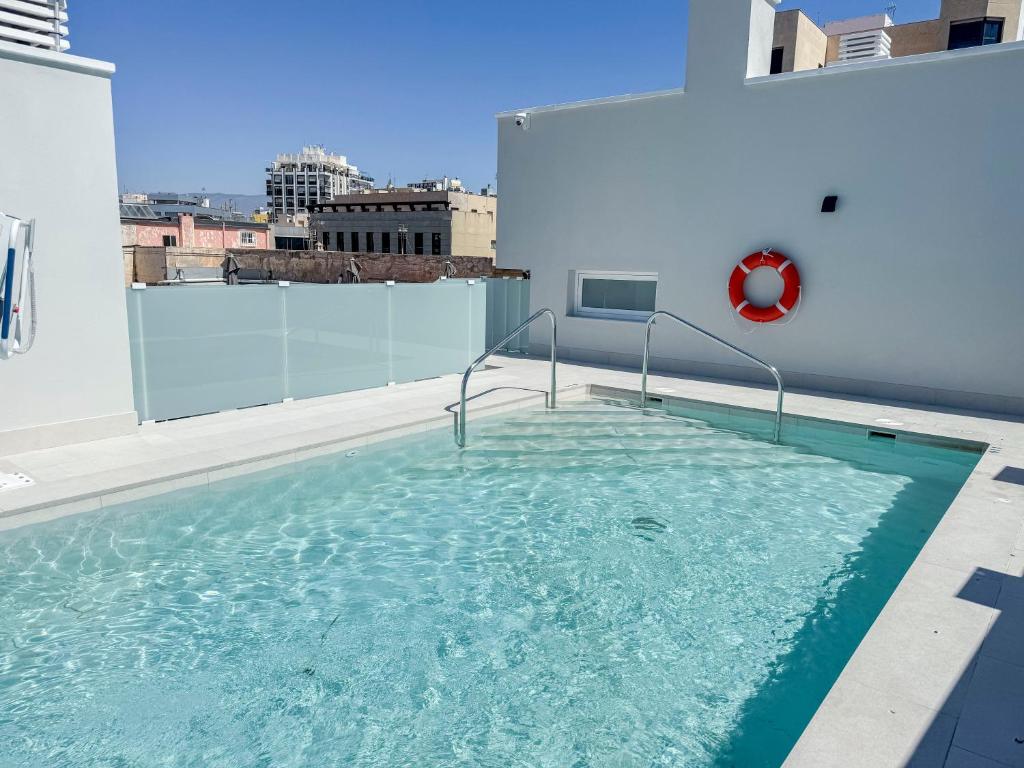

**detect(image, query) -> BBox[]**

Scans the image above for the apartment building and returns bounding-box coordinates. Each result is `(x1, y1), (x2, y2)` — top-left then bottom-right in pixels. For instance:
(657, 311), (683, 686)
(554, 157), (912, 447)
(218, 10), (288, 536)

(772, 0), (1024, 72)
(308, 189), (497, 260)
(0, 0), (67, 52)
(265, 145), (374, 221)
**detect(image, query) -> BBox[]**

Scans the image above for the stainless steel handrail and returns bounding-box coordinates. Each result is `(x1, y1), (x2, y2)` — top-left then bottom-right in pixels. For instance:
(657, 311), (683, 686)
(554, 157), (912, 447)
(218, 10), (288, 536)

(641, 311), (785, 443)
(455, 308), (557, 448)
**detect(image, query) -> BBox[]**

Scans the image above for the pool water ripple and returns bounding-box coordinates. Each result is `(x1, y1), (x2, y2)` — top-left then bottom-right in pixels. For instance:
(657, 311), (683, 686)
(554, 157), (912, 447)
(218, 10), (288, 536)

(0, 400), (977, 767)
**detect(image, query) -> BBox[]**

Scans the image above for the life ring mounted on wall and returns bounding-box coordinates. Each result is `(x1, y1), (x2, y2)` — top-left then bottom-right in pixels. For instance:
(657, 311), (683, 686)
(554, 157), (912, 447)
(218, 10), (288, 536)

(728, 249), (801, 323)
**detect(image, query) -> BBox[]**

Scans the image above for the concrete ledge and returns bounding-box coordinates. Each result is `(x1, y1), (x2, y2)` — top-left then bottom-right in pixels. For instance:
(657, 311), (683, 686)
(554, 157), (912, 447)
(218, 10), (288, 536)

(0, 39), (115, 77)
(540, 344), (1024, 418)
(0, 411), (138, 456)
(0, 382), (581, 529)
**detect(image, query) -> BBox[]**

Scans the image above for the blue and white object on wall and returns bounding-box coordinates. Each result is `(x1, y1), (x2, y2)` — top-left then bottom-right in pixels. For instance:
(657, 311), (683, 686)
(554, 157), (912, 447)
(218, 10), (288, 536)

(0, 213), (37, 361)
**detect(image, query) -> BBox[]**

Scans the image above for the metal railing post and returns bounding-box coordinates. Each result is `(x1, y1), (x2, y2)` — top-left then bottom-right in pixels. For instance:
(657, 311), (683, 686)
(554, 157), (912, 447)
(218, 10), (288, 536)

(641, 311), (785, 443)
(456, 308), (557, 448)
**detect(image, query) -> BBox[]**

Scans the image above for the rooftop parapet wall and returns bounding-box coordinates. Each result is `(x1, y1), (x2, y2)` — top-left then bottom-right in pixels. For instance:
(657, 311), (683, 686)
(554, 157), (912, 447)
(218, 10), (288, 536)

(125, 247), (516, 286)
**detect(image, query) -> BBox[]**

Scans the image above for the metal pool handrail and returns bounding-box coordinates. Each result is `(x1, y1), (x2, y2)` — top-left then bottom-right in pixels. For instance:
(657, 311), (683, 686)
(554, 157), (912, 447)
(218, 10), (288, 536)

(641, 311), (785, 443)
(455, 308), (557, 448)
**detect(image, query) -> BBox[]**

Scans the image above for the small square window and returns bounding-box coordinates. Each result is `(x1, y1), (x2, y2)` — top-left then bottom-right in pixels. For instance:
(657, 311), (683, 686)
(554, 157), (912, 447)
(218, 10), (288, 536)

(162, 235), (177, 247)
(573, 271), (657, 321)
(239, 231), (256, 247)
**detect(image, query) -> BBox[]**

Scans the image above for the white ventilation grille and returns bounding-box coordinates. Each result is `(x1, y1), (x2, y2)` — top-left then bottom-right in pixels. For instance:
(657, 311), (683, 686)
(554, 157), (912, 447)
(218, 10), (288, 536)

(0, 0), (69, 53)
(833, 28), (891, 64)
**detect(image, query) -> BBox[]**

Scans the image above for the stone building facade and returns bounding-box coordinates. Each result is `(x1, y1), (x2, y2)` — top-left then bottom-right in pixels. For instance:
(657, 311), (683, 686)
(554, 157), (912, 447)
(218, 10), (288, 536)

(308, 189), (497, 261)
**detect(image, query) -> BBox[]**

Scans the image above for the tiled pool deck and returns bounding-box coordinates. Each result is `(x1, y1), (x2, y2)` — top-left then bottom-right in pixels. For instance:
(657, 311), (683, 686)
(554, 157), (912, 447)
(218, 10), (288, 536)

(1, 355), (1022, 767)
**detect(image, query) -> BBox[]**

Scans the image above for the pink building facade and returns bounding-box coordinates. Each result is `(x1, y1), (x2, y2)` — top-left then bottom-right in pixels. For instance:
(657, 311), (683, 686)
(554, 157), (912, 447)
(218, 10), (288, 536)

(121, 213), (270, 250)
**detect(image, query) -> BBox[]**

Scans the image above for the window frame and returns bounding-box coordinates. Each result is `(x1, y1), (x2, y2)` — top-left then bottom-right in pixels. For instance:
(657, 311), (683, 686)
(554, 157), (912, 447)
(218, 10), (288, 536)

(948, 16), (1005, 50)
(239, 231), (257, 247)
(162, 235), (177, 247)
(431, 232), (442, 256)
(572, 270), (658, 321)
(414, 232), (424, 255)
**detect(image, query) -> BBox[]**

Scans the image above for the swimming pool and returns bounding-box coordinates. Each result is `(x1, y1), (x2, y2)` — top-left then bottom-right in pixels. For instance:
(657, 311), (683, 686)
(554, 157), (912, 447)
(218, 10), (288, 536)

(0, 397), (980, 767)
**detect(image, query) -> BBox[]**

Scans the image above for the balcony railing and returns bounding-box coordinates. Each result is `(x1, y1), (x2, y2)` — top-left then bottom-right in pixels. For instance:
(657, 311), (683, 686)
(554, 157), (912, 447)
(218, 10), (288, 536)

(125, 278), (530, 423)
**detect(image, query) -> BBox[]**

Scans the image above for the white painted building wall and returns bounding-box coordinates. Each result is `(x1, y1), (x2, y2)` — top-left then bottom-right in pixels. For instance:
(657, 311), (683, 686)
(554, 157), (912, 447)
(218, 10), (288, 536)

(0, 41), (137, 453)
(497, 0), (1024, 415)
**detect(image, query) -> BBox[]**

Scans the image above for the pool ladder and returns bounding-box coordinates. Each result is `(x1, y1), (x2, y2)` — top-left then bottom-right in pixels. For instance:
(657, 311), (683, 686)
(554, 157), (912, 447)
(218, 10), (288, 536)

(455, 308), (557, 448)
(455, 308), (784, 446)
(641, 311), (785, 444)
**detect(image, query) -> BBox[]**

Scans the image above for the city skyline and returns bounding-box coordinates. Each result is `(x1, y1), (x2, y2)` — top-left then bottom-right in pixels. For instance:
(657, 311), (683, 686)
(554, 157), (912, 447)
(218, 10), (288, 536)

(72, 0), (944, 195)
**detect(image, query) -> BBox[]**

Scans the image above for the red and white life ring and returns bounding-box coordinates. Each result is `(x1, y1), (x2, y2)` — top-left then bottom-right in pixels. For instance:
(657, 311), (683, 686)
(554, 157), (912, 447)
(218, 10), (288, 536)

(728, 250), (801, 323)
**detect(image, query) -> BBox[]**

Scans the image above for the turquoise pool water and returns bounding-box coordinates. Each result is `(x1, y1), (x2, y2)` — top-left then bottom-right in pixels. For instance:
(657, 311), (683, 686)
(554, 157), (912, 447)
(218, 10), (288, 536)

(0, 399), (980, 767)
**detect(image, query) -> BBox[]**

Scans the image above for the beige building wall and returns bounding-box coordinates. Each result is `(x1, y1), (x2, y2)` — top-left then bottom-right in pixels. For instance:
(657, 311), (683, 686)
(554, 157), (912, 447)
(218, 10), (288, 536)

(449, 192), (497, 260)
(773, 10), (827, 71)
(821, 0), (1024, 64)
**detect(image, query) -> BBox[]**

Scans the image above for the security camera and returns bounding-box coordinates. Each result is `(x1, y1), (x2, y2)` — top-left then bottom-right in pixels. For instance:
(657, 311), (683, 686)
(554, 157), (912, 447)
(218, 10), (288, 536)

(514, 112), (530, 130)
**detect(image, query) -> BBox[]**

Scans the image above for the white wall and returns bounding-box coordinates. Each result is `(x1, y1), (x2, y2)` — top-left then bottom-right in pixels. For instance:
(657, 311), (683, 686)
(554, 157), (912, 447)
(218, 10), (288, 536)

(0, 42), (136, 453)
(497, 0), (1024, 415)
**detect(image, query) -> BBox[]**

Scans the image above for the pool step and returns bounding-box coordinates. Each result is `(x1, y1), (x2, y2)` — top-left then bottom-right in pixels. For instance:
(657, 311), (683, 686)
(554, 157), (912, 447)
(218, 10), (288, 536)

(408, 450), (821, 477)
(476, 424), (724, 440)
(417, 399), (798, 479)
(416, 401), (810, 475)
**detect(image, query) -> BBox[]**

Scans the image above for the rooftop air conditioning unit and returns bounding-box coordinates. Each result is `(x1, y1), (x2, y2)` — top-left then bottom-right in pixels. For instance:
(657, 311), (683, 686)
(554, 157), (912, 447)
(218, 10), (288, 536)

(833, 28), (892, 65)
(0, 0), (69, 52)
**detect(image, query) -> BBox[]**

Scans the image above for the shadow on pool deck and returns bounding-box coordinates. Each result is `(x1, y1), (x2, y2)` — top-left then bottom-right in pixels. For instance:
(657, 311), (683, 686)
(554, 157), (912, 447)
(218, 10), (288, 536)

(906, 566), (1024, 767)
(994, 466), (1024, 487)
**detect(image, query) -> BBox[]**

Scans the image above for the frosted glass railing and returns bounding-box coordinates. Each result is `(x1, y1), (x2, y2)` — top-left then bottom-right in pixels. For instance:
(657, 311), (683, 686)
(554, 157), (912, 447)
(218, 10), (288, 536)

(126, 280), (487, 422)
(485, 277), (531, 353)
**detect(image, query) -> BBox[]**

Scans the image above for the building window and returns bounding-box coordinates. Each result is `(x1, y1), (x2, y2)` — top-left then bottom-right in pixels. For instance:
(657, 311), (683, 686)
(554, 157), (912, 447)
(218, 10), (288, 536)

(414, 232), (424, 255)
(948, 17), (1004, 50)
(573, 271), (658, 321)
(322, 231), (331, 249)
(335, 232), (343, 251)
(366, 232), (375, 253)
(382, 231), (391, 254)
(350, 232), (360, 252)
(770, 47), (785, 74)
(239, 231), (257, 247)
(431, 233), (442, 256)
(163, 235), (177, 247)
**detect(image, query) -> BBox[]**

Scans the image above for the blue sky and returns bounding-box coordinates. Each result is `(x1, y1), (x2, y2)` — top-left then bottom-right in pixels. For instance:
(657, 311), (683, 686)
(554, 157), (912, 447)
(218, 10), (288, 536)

(72, 0), (941, 195)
